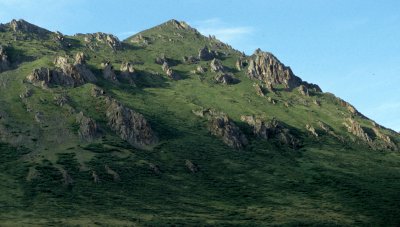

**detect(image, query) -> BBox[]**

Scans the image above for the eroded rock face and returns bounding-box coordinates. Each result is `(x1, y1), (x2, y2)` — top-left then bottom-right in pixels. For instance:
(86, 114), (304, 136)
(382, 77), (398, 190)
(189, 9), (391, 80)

(215, 73), (239, 85)
(76, 112), (99, 141)
(298, 85), (309, 96)
(209, 115), (248, 150)
(0, 46), (10, 72)
(198, 46), (217, 61)
(254, 84), (265, 97)
(247, 49), (322, 92)
(236, 58), (246, 71)
(306, 124), (318, 137)
(26, 54), (96, 88)
(372, 127), (397, 150)
(241, 115), (300, 149)
(83, 32), (122, 50)
(8, 19), (50, 35)
(106, 99), (158, 149)
(344, 118), (372, 143)
(193, 108), (247, 149)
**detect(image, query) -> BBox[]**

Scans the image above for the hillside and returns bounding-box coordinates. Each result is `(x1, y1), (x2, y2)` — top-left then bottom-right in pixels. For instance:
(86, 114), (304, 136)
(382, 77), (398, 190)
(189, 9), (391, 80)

(0, 19), (400, 226)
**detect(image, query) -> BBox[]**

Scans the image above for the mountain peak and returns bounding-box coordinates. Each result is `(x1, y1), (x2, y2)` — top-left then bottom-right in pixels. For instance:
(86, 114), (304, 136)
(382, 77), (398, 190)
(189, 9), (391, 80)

(5, 19), (50, 35)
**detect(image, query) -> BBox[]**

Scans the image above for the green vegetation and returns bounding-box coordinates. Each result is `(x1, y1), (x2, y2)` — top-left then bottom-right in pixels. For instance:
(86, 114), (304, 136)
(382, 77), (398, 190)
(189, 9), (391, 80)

(0, 19), (400, 226)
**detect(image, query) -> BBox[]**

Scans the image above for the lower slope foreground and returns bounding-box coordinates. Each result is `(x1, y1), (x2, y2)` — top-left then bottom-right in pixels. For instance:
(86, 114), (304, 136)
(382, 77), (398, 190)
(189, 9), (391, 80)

(0, 19), (400, 226)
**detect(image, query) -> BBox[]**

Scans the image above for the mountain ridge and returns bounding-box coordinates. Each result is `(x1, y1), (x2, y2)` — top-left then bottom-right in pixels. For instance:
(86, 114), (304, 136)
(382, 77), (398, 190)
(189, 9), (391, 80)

(1, 18), (400, 226)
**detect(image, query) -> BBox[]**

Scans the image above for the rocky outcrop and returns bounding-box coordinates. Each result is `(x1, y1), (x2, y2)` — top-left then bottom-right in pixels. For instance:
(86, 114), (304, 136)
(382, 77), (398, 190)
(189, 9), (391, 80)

(185, 160), (199, 173)
(254, 84), (265, 97)
(196, 65), (206, 74)
(298, 85), (309, 96)
(8, 19), (50, 36)
(161, 62), (180, 80)
(236, 58), (246, 71)
(155, 54), (168, 65)
(76, 112), (99, 141)
(83, 32), (122, 50)
(198, 46), (217, 61)
(101, 62), (117, 82)
(183, 56), (198, 64)
(119, 62), (136, 85)
(344, 118), (372, 143)
(0, 46), (10, 72)
(209, 115), (248, 150)
(317, 121), (343, 142)
(91, 86), (106, 97)
(215, 73), (239, 85)
(53, 94), (69, 106)
(106, 99), (158, 149)
(372, 127), (397, 150)
(92, 171), (100, 183)
(26, 54), (97, 88)
(241, 115), (301, 149)
(210, 58), (224, 72)
(247, 49), (322, 92)
(305, 124), (318, 137)
(193, 108), (247, 149)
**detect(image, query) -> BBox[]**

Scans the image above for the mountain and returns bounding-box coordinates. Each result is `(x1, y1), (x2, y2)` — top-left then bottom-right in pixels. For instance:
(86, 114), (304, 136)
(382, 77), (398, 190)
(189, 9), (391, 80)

(1, 19), (400, 226)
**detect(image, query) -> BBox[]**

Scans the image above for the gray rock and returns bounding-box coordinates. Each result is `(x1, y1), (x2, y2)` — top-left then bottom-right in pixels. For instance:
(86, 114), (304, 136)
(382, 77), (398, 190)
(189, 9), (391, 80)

(0, 45), (10, 72)
(106, 99), (158, 149)
(198, 46), (217, 61)
(119, 62), (136, 85)
(102, 62), (117, 82)
(76, 112), (99, 141)
(185, 160), (199, 173)
(215, 73), (239, 85)
(209, 115), (248, 150)
(210, 58), (224, 72)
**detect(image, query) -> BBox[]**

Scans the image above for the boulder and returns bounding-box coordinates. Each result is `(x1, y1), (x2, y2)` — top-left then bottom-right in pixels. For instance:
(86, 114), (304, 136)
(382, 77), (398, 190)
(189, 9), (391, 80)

(198, 46), (217, 61)
(215, 73), (239, 85)
(210, 58), (224, 72)
(161, 62), (180, 80)
(196, 65), (206, 74)
(76, 112), (99, 141)
(106, 99), (158, 149)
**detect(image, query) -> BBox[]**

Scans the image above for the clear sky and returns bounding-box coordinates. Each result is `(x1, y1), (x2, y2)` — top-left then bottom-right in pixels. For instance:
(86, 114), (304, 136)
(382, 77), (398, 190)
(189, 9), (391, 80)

(1, 0), (399, 131)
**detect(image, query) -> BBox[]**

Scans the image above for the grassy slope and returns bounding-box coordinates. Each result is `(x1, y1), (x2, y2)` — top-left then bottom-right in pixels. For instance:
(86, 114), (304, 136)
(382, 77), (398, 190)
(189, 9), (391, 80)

(0, 21), (400, 226)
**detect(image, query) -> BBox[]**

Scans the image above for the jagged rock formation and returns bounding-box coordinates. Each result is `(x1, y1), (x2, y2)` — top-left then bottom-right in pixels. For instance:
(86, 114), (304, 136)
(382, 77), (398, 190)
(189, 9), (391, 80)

(185, 160), (199, 173)
(306, 124), (318, 137)
(372, 127), (397, 150)
(7, 19), (50, 36)
(215, 73), (239, 85)
(119, 62), (136, 85)
(198, 46), (217, 61)
(106, 99), (158, 149)
(210, 58), (224, 72)
(254, 84), (265, 97)
(0, 46), (10, 72)
(344, 118), (372, 143)
(247, 49), (322, 92)
(26, 54), (97, 88)
(161, 62), (180, 80)
(155, 54), (168, 65)
(82, 32), (122, 50)
(196, 65), (206, 74)
(76, 112), (99, 141)
(193, 108), (247, 149)
(209, 115), (248, 149)
(236, 58), (246, 71)
(241, 115), (301, 149)
(298, 85), (309, 96)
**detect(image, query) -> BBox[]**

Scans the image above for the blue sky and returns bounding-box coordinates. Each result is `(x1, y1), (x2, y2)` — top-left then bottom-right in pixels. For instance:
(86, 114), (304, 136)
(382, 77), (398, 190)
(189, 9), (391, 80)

(1, 0), (399, 131)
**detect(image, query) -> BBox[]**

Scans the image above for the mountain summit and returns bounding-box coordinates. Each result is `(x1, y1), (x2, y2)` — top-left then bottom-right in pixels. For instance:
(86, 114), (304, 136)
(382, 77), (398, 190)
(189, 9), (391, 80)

(1, 19), (400, 226)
